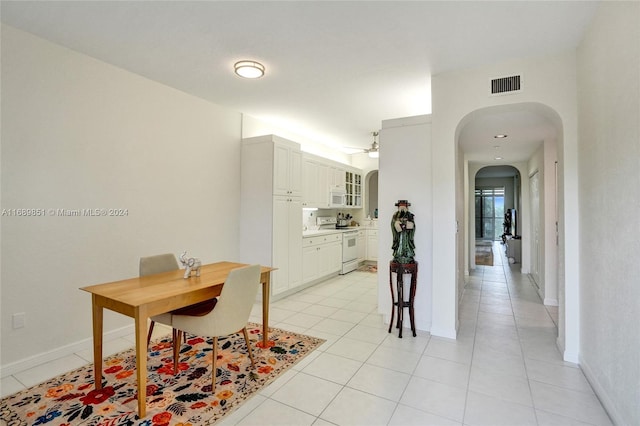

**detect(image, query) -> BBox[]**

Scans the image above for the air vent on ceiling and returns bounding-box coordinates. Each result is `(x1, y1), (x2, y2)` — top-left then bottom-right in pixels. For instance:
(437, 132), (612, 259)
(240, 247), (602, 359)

(490, 75), (522, 95)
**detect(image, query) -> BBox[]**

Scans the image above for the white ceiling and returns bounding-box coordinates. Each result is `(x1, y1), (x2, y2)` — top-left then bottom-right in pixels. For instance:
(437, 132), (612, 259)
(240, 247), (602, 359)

(0, 1), (598, 156)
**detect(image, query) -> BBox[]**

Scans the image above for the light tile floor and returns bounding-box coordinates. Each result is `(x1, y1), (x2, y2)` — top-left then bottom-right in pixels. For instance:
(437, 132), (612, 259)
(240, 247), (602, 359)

(1, 244), (612, 425)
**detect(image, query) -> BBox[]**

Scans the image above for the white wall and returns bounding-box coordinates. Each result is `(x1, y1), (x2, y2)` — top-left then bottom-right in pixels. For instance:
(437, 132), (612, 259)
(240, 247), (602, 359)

(1, 26), (243, 373)
(378, 115), (433, 334)
(576, 2), (640, 425)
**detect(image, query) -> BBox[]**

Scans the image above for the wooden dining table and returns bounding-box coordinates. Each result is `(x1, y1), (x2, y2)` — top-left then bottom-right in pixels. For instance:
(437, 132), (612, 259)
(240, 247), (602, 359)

(81, 261), (274, 418)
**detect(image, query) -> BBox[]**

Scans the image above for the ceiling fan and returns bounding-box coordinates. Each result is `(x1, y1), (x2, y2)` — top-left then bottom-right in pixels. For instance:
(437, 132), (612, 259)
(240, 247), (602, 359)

(346, 131), (380, 158)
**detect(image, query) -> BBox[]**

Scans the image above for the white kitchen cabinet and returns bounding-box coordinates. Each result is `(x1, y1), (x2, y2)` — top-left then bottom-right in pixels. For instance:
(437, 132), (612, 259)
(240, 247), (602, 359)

(367, 229), (378, 261)
(302, 245), (320, 283)
(330, 166), (346, 189)
(273, 141), (302, 197)
(302, 153), (364, 210)
(273, 196), (303, 294)
(320, 240), (342, 276)
(239, 135), (303, 298)
(302, 158), (329, 208)
(357, 230), (366, 262)
(345, 170), (362, 208)
(302, 233), (342, 284)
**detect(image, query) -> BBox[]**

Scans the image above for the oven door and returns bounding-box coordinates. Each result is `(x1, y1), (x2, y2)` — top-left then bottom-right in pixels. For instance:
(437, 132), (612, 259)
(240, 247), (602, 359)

(342, 231), (358, 262)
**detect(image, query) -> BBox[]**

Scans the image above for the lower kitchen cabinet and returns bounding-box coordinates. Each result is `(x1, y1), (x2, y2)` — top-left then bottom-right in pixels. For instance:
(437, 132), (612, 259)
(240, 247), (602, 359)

(272, 196), (303, 295)
(367, 229), (378, 261)
(357, 230), (366, 262)
(303, 234), (342, 284)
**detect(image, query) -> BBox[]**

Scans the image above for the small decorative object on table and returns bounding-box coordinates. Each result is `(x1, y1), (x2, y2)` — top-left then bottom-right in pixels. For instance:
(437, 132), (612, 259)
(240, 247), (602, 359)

(179, 251), (201, 279)
(389, 200), (418, 337)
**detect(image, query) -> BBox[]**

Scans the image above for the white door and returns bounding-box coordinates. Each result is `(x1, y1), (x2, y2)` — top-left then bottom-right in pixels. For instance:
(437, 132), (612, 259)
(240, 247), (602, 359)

(273, 144), (291, 196)
(289, 149), (303, 197)
(302, 245), (319, 284)
(367, 230), (378, 261)
(530, 171), (541, 287)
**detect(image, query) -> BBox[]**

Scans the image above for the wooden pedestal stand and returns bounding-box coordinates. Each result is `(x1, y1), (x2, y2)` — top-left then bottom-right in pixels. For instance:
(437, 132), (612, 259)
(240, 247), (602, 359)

(388, 261), (418, 338)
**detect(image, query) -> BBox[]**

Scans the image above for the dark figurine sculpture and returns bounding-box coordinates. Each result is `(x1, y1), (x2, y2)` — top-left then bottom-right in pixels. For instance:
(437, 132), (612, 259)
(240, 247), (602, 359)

(391, 200), (416, 263)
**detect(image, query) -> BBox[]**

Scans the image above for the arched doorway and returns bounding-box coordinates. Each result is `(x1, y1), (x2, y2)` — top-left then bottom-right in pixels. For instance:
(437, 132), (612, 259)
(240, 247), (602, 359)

(456, 102), (563, 348)
(472, 165), (521, 268)
(365, 170), (378, 219)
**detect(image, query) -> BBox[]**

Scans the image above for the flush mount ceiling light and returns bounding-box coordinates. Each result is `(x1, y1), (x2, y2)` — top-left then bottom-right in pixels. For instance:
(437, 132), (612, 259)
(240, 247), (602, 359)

(234, 60), (265, 79)
(494, 134), (508, 139)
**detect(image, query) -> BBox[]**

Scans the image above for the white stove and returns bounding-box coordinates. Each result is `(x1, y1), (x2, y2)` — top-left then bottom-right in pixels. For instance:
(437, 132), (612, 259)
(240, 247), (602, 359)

(315, 216), (359, 275)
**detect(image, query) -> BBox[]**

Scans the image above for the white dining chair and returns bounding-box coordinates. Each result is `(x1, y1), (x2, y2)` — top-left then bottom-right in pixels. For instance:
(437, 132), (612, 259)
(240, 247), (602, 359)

(140, 254), (217, 346)
(170, 264), (261, 391)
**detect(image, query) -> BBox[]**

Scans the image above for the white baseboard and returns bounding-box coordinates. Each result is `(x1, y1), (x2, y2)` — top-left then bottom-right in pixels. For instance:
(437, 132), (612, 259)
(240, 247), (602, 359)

(430, 326), (457, 340)
(579, 356), (622, 425)
(0, 325), (134, 378)
(563, 348), (580, 364)
(543, 297), (559, 306)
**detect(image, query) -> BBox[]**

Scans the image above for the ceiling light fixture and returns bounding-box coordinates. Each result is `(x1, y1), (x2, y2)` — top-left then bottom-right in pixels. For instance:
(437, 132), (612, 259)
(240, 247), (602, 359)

(368, 150), (379, 159)
(495, 156), (503, 160)
(234, 60), (265, 79)
(494, 134), (508, 139)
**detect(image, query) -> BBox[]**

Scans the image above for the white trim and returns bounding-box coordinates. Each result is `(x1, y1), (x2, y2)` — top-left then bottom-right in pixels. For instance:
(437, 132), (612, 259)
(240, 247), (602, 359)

(543, 297), (559, 306)
(430, 326), (457, 340)
(0, 325), (134, 378)
(580, 356), (620, 425)
(563, 348), (580, 364)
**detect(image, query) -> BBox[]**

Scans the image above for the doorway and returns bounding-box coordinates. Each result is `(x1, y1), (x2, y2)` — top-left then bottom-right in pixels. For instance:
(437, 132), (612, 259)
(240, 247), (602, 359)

(475, 187), (505, 241)
(366, 170), (378, 219)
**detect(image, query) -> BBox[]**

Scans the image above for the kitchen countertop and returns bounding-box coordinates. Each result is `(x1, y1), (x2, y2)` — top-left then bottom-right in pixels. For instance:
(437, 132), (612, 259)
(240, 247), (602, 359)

(303, 226), (376, 237)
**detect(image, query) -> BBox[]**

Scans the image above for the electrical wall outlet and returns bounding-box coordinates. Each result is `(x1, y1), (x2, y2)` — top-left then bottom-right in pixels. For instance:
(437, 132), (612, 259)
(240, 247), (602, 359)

(12, 312), (26, 329)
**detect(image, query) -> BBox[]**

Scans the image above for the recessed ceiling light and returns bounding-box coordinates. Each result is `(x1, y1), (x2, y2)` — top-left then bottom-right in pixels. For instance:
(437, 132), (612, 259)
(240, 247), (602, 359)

(494, 134), (508, 139)
(234, 60), (265, 79)
(494, 156), (503, 160)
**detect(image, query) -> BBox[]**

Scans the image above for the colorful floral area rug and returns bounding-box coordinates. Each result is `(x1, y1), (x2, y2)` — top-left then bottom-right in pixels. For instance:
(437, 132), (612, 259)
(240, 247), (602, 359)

(0, 324), (324, 426)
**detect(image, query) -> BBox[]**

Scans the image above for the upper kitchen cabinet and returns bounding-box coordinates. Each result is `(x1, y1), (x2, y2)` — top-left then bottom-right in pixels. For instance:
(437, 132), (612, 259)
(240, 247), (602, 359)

(345, 170), (362, 208)
(302, 152), (363, 209)
(330, 166), (346, 189)
(302, 157), (329, 208)
(274, 141), (302, 197)
(243, 135), (302, 197)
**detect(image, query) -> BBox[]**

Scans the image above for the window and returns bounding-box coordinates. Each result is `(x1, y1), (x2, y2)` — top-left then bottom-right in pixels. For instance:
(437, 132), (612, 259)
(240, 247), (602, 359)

(475, 187), (505, 240)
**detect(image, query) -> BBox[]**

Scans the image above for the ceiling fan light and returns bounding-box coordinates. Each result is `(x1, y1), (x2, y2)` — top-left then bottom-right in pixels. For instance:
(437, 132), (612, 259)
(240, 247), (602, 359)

(368, 150), (379, 158)
(234, 60), (265, 79)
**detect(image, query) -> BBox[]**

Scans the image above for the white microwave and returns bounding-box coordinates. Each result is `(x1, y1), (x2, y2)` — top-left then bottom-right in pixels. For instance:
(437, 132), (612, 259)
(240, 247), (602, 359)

(329, 188), (346, 207)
